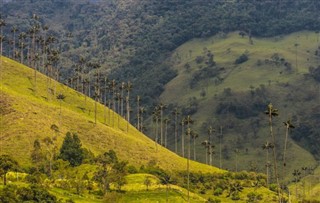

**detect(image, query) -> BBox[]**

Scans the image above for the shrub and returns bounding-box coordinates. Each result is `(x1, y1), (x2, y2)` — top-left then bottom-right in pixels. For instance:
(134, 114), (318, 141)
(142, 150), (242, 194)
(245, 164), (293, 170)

(213, 187), (223, 196)
(235, 53), (249, 64)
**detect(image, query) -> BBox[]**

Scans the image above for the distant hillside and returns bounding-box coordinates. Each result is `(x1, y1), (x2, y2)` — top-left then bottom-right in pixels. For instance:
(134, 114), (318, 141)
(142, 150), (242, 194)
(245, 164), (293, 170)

(2, 0), (320, 106)
(159, 31), (319, 179)
(0, 56), (222, 174)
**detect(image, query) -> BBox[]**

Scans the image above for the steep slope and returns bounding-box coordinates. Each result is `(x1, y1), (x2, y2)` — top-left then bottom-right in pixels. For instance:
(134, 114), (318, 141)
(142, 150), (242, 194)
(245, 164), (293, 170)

(160, 31), (319, 178)
(0, 56), (222, 174)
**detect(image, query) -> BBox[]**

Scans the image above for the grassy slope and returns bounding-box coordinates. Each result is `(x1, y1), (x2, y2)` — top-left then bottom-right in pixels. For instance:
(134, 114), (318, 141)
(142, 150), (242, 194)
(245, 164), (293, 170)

(0, 56), (223, 174)
(160, 31), (318, 177)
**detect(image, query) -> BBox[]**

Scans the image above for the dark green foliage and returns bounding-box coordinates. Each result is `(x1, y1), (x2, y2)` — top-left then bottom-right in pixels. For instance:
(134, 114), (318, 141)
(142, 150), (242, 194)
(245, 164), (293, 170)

(94, 150), (128, 193)
(0, 184), (57, 203)
(247, 192), (263, 203)
(0, 154), (19, 185)
(213, 187), (223, 196)
(189, 67), (220, 88)
(181, 97), (199, 116)
(4, 0), (320, 110)
(309, 66), (320, 82)
(17, 185), (57, 202)
(207, 197), (221, 203)
(235, 53), (249, 64)
(59, 132), (84, 167)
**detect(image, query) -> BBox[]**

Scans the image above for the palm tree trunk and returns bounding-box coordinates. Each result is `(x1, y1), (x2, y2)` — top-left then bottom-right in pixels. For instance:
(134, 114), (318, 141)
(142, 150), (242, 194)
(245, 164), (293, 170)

(283, 126), (289, 180)
(269, 114), (281, 202)
(160, 108), (163, 146)
(187, 127), (191, 203)
(181, 123), (185, 157)
(219, 126), (222, 169)
(266, 150), (269, 185)
(175, 113), (178, 153)
(165, 121), (168, 148)
(193, 137), (196, 160)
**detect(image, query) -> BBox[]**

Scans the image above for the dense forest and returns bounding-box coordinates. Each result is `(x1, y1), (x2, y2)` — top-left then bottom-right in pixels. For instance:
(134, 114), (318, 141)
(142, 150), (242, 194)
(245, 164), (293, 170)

(2, 0), (320, 104)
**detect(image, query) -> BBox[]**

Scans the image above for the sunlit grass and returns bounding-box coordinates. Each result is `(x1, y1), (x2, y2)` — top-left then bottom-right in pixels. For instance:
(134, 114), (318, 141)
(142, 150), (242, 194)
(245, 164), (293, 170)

(0, 56), (224, 174)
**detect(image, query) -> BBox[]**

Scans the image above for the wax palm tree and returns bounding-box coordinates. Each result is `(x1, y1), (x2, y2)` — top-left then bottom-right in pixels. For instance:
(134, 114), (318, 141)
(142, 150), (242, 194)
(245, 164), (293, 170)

(158, 103), (167, 146)
(219, 126), (223, 169)
(56, 93), (66, 126)
(120, 82), (125, 117)
(110, 80), (117, 127)
(207, 126), (215, 166)
(11, 26), (18, 59)
(116, 92), (122, 127)
(265, 103), (281, 200)
(29, 17), (41, 92)
(163, 118), (170, 148)
(93, 83), (100, 124)
(201, 140), (210, 164)
(184, 115), (194, 203)
(283, 119), (295, 177)
(125, 81), (133, 123)
(103, 77), (109, 124)
(191, 130), (199, 161)
(262, 141), (274, 185)
(152, 107), (160, 151)
(180, 119), (185, 157)
(18, 32), (27, 64)
(139, 107), (146, 133)
(292, 169), (301, 199)
(0, 16), (6, 56)
(136, 95), (140, 130)
(172, 108), (180, 153)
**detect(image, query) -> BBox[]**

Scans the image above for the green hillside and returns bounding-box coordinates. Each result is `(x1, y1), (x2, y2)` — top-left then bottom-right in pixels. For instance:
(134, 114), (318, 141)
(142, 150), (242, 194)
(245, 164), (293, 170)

(0, 56), (284, 202)
(0, 55), (222, 173)
(160, 31), (319, 179)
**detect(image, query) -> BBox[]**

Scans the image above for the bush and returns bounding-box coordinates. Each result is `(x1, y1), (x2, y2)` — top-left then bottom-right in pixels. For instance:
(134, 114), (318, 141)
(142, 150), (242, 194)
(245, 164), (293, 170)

(213, 187), (223, 196)
(235, 54), (249, 64)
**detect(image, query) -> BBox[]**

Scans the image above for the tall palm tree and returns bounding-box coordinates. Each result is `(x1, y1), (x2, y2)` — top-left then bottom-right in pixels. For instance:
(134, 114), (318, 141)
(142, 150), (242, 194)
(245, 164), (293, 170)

(283, 119), (295, 178)
(93, 73), (100, 124)
(262, 141), (274, 185)
(208, 126), (215, 166)
(158, 103), (167, 146)
(180, 119), (185, 157)
(219, 126), (223, 169)
(136, 95), (140, 130)
(110, 80), (117, 127)
(172, 108), (180, 153)
(191, 130), (199, 161)
(201, 140), (210, 164)
(164, 118), (170, 148)
(125, 81), (133, 123)
(184, 115), (194, 203)
(292, 169), (301, 199)
(0, 16), (6, 57)
(265, 103), (280, 201)
(152, 107), (160, 151)
(11, 26), (18, 59)
(139, 107), (146, 133)
(18, 32), (27, 64)
(29, 15), (40, 92)
(120, 82), (125, 117)
(56, 93), (66, 127)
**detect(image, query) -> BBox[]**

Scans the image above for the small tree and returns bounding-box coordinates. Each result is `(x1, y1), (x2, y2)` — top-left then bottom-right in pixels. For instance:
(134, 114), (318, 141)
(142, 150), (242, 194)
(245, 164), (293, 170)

(0, 155), (19, 185)
(59, 132), (84, 167)
(144, 176), (152, 191)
